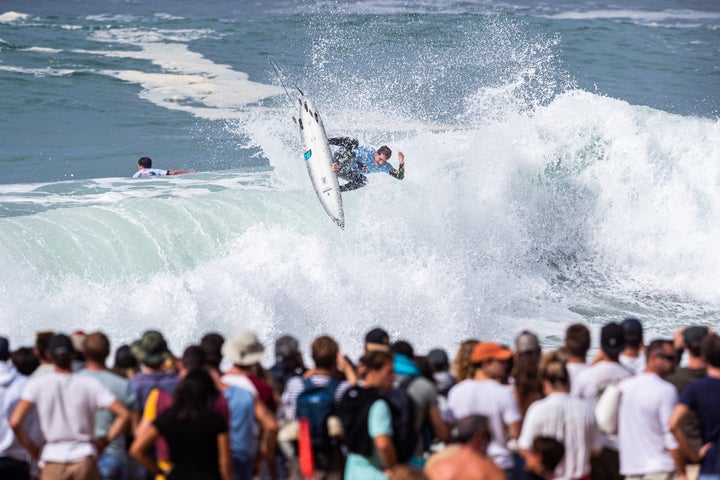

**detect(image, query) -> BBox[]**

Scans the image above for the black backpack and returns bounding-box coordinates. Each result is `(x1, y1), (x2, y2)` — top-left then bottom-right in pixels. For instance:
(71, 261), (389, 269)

(338, 378), (418, 464)
(384, 377), (418, 463)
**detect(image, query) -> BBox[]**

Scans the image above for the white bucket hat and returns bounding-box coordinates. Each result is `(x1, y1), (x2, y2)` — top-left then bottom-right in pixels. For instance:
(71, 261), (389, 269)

(222, 331), (265, 366)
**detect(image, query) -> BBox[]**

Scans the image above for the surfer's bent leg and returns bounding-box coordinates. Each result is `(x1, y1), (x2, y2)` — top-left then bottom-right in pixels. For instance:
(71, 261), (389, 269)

(328, 137), (359, 151)
(337, 161), (367, 192)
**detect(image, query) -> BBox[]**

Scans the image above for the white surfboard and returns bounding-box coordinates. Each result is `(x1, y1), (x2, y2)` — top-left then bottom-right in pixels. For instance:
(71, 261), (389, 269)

(295, 94), (344, 229)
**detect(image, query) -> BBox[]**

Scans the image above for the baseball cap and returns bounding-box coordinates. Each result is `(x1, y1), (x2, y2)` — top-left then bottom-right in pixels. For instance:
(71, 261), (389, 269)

(472, 342), (513, 363)
(601, 322), (626, 356)
(684, 326), (709, 349)
(365, 327), (390, 352)
(48, 333), (75, 357)
(427, 348), (450, 372)
(515, 331), (540, 353)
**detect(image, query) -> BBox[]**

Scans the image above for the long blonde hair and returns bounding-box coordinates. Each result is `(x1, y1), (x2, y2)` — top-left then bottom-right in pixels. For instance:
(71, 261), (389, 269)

(453, 339), (479, 381)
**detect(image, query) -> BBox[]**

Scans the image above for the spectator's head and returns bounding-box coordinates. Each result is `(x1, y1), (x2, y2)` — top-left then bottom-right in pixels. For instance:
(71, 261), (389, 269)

(564, 323), (591, 360)
(472, 342), (513, 380)
(646, 339), (676, 376)
(48, 333), (75, 370)
(35, 330), (54, 362)
(200, 332), (225, 370)
(600, 322), (626, 361)
(540, 358), (570, 392)
(451, 415), (492, 454)
(453, 339), (479, 381)
(515, 331), (541, 355)
(391, 340), (415, 359)
(359, 350), (394, 389)
(181, 345), (206, 374)
(427, 348), (450, 373)
(684, 326), (709, 358)
(11, 347), (39, 376)
(71, 331), (87, 362)
(0, 336), (9, 362)
(84, 331), (111, 365)
(275, 335), (301, 366)
(311, 335), (339, 370)
(364, 327), (390, 353)
(526, 436), (565, 478)
(113, 344), (138, 370)
(132, 330), (171, 369)
(173, 368), (218, 419)
(621, 317), (643, 350)
(702, 333), (720, 368)
(222, 331), (264, 367)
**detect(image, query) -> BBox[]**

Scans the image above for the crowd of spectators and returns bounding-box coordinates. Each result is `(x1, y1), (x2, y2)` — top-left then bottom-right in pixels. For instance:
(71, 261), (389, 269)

(0, 318), (719, 480)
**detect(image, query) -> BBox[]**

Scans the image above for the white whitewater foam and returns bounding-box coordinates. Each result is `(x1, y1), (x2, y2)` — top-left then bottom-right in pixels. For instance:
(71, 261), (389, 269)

(74, 28), (283, 119)
(0, 11), (30, 23)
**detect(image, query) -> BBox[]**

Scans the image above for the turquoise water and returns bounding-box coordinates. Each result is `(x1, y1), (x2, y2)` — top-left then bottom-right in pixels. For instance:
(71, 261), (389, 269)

(0, 1), (718, 357)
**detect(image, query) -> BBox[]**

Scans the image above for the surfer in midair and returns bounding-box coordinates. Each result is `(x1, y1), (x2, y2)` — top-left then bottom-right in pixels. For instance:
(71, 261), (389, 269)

(329, 137), (405, 192)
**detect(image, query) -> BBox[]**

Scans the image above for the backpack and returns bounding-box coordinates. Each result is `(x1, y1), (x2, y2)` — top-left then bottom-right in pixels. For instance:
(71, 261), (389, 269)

(338, 378), (418, 464)
(384, 377), (418, 463)
(295, 378), (341, 455)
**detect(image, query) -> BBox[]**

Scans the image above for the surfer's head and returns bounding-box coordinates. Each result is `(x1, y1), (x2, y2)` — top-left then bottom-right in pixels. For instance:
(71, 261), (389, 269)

(374, 146), (392, 166)
(138, 157), (153, 169)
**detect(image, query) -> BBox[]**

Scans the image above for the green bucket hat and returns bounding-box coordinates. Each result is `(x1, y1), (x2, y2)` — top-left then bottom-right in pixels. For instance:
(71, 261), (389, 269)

(131, 330), (170, 367)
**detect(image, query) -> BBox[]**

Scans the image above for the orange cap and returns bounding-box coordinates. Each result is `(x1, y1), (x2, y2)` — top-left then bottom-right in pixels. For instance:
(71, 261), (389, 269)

(472, 342), (513, 363)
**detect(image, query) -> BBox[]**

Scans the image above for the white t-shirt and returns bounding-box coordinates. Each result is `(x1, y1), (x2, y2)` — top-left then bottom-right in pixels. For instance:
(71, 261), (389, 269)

(618, 372), (678, 476)
(518, 392), (602, 480)
(445, 379), (521, 469)
(566, 362), (589, 388)
(571, 360), (633, 450)
(619, 353), (646, 374)
(21, 371), (116, 464)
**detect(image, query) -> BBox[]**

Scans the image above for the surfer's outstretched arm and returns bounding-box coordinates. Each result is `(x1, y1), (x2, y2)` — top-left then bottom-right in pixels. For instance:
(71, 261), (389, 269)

(388, 151), (405, 180)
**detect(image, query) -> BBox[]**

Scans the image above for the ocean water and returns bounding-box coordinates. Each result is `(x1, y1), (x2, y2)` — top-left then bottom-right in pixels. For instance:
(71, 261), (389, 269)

(1, 0), (718, 360)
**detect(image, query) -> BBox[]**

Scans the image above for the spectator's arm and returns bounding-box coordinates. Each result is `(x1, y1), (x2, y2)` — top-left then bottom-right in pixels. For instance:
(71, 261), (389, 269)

(374, 433), (397, 471)
(428, 406), (450, 442)
(507, 420), (521, 440)
(255, 399), (279, 460)
(9, 399), (41, 460)
(218, 432), (233, 480)
(669, 403), (700, 463)
(129, 423), (163, 476)
(106, 400), (131, 443)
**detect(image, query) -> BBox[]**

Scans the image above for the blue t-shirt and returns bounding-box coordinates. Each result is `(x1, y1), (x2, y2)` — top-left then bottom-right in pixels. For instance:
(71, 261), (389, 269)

(680, 376), (720, 473)
(133, 168), (168, 178)
(224, 386), (256, 462)
(351, 146), (394, 175)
